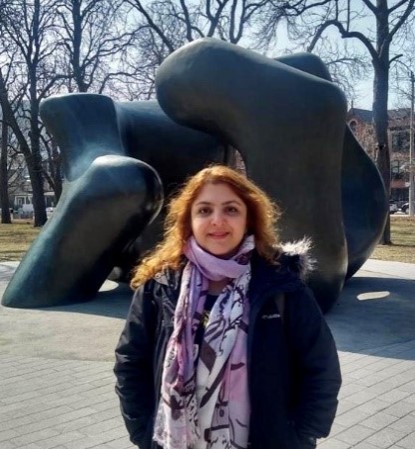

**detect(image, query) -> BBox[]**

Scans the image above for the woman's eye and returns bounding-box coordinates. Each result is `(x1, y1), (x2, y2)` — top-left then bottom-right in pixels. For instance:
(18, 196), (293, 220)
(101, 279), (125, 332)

(225, 206), (239, 214)
(197, 207), (211, 215)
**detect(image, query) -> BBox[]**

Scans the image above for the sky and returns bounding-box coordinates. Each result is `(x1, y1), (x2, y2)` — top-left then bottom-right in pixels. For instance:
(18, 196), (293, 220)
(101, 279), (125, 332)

(351, 79), (373, 110)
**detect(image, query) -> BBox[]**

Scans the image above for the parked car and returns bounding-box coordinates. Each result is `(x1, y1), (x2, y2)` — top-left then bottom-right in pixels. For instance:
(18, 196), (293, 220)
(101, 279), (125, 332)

(400, 202), (414, 214)
(389, 201), (399, 214)
(46, 207), (55, 219)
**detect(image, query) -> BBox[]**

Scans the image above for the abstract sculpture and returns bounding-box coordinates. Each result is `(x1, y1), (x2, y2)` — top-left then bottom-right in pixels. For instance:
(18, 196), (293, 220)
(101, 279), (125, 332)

(1, 97), (223, 309)
(1, 38), (387, 313)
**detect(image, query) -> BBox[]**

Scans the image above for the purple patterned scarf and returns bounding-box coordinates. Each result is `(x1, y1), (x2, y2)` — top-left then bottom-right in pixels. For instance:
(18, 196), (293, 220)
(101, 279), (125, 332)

(153, 235), (255, 449)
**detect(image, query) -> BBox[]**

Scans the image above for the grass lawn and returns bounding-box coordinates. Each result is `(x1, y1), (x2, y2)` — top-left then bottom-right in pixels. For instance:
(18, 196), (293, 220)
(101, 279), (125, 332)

(0, 220), (41, 262)
(371, 215), (415, 263)
(0, 216), (414, 263)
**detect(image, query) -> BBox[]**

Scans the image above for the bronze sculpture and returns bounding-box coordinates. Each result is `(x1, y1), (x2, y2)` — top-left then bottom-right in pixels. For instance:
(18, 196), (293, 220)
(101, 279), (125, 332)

(2, 38), (387, 312)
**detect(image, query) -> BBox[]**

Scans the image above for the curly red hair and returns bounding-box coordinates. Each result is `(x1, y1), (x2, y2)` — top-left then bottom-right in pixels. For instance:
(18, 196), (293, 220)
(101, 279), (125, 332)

(131, 165), (281, 288)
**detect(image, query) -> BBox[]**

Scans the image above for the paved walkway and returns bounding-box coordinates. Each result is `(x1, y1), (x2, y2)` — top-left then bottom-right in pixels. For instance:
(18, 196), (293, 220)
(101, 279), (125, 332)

(0, 259), (414, 449)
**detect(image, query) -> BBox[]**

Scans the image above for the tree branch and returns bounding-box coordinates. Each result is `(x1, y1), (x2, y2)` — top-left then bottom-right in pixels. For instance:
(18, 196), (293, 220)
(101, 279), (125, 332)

(178, 0), (194, 41)
(389, 0), (415, 41)
(389, 0), (411, 14)
(128, 0), (175, 53)
(360, 0), (377, 14)
(307, 19), (378, 62)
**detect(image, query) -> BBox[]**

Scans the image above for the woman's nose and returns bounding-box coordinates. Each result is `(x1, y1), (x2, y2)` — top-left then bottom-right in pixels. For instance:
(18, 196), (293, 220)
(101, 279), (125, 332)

(211, 210), (225, 225)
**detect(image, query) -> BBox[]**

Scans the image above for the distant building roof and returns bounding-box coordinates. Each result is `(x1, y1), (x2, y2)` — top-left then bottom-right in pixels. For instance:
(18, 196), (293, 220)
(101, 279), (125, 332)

(347, 108), (372, 123)
(388, 108), (411, 121)
(347, 107), (411, 123)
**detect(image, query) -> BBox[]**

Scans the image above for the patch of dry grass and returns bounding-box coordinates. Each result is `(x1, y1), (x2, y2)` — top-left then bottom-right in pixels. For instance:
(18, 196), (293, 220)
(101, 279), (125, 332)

(1, 215), (414, 264)
(371, 215), (415, 263)
(0, 220), (41, 262)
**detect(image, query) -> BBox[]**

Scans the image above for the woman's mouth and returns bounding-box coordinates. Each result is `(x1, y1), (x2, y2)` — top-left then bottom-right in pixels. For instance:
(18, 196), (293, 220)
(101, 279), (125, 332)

(209, 232), (228, 238)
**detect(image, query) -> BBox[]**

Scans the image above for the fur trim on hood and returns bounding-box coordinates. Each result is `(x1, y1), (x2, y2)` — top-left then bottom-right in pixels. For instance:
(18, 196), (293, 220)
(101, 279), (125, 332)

(277, 237), (316, 281)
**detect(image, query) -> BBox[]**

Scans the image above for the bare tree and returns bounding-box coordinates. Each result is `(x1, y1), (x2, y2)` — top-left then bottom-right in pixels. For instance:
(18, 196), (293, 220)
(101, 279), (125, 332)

(0, 40), (27, 224)
(124, 0), (269, 97)
(257, 0), (415, 244)
(0, 113), (29, 223)
(0, 0), (71, 226)
(54, 0), (140, 94)
(0, 25), (20, 224)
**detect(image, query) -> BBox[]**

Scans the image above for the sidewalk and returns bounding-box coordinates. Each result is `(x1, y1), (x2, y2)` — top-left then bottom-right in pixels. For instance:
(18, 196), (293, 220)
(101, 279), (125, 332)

(320, 259), (415, 449)
(0, 259), (414, 449)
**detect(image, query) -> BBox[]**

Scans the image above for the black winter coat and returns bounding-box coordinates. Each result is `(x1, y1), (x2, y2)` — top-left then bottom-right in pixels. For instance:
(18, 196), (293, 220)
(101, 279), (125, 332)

(114, 249), (342, 449)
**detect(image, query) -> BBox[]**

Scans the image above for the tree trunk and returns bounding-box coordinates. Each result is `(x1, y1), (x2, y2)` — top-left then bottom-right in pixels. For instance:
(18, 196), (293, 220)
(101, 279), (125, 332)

(373, 61), (391, 244)
(0, 70), (46, 227)
(29, 161), (47, 226)
(29, 96), (47, 227)
(0, 120), (12, 224)
(42, 139), (62, 202)
(72, 0), (88, 92)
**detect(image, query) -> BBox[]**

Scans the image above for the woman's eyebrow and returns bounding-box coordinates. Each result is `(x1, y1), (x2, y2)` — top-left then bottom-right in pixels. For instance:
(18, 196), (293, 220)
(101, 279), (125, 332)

(222, 200), (243, 205)
(193, 200), (212, 206)
(194, 200), (242, 206)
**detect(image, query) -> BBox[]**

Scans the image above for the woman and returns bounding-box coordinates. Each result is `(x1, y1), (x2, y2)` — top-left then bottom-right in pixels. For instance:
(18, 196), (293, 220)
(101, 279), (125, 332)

(114, 165), (341, 449)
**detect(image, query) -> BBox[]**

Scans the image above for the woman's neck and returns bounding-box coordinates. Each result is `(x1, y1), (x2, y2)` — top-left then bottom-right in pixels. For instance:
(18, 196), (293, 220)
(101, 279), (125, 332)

(208, 278), (229, 295)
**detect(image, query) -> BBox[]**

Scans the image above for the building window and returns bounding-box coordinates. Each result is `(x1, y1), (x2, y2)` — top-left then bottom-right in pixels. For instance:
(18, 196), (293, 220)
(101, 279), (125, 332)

(391, 160), (405, 180)
(391, 130), (409, 153)
(349, 120), (357, 133)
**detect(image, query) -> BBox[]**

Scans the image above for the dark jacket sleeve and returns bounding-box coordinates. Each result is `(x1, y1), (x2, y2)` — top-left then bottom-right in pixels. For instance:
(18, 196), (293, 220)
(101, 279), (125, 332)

(286, 286), (342, 441)
(114, 281), (158, 448)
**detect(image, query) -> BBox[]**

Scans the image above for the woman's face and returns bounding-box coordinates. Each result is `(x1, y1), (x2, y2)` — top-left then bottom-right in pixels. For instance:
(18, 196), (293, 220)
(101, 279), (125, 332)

(190, 182), (248, 258)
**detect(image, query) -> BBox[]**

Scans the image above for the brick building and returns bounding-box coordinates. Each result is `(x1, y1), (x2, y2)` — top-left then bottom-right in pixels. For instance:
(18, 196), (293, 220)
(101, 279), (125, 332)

(347, 107), (412, 202)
